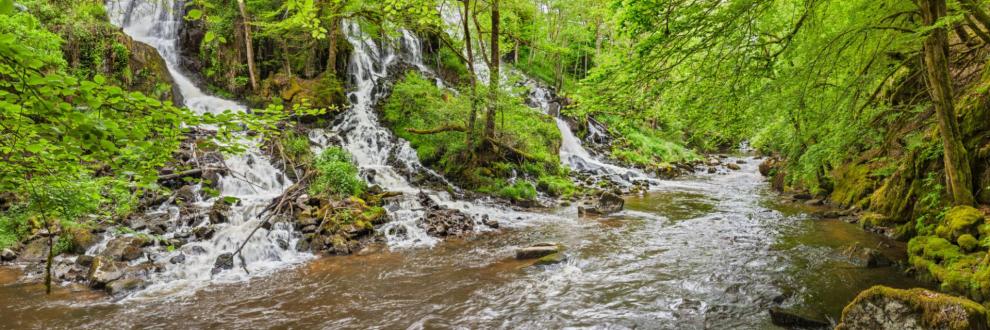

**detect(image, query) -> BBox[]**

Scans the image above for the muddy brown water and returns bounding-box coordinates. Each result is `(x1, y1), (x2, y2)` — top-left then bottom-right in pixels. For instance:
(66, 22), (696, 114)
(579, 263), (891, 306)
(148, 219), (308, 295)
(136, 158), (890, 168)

(0, 158), (927, 329)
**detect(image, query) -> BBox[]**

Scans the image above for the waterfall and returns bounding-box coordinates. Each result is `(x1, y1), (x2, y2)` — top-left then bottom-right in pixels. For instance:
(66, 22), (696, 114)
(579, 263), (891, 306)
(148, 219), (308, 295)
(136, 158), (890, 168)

(105, 0), (311, 297)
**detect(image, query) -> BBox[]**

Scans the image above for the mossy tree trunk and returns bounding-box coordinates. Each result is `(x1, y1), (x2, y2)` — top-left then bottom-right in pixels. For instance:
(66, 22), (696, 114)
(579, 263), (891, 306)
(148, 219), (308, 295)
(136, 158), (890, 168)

(918, 0), (976, 206)
(483, 0), (500, 141)
(462, 0), (479, 148)
(237, 0), (258, 90)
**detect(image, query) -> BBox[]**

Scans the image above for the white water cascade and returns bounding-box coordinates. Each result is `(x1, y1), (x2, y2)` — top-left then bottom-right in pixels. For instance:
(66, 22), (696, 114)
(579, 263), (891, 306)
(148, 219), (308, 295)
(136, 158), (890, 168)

(106, 0), (311, 297)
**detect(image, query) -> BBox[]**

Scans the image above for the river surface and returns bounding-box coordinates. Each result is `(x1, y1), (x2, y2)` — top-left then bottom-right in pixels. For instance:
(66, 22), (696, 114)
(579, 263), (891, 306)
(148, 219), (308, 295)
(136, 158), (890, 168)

(0, 157), (927, 329)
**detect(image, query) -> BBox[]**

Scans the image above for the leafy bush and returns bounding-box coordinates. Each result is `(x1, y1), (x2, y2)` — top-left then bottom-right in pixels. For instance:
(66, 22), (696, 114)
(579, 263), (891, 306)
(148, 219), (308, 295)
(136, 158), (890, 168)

(309, 147), (366, 198)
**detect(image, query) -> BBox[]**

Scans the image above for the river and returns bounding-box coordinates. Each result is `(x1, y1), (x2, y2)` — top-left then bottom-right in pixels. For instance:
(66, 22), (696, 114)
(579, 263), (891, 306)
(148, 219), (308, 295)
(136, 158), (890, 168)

(0, 157), (926, 329)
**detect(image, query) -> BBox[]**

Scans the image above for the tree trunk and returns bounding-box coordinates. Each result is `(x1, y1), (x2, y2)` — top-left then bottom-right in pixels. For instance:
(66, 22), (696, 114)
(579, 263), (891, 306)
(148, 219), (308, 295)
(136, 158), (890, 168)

(462, 0), (479, 147)
(44, 219), (54, 295)
(484, 0), (500, 140)
(237, 0), (258, 90)
(960, 0), (990, 33)
(919, 0), (976, 206)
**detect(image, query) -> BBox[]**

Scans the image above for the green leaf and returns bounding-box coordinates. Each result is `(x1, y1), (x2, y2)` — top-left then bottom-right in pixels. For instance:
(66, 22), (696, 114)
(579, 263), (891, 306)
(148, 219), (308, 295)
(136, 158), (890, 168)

(185, 9), (203, 20)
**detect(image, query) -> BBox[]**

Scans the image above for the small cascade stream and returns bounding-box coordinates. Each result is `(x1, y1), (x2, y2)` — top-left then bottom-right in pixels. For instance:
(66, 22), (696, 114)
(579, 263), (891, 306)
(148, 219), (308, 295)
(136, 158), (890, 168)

(105, 0), (311, 297)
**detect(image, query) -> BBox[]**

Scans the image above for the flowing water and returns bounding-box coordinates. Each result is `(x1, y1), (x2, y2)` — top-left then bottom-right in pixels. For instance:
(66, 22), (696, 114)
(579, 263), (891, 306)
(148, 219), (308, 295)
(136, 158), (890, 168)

(0, 1), (930, 327)
(99, 0), (311, 297)
(0, 157), (926, 328)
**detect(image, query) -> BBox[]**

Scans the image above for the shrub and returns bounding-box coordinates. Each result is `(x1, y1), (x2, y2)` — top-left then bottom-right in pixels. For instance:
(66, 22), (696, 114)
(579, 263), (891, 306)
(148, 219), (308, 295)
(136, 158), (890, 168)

(309, 147), (365, 198)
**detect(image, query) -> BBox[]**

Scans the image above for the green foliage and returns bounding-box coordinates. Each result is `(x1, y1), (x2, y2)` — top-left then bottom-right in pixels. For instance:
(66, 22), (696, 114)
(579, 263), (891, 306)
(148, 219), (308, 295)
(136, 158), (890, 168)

(309, 147), (366, 198)
(382, 71), (568, 200)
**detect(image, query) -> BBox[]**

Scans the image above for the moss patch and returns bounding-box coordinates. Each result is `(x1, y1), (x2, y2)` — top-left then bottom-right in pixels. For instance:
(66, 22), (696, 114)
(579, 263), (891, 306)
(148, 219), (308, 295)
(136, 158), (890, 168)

(837, 286), (987, 330)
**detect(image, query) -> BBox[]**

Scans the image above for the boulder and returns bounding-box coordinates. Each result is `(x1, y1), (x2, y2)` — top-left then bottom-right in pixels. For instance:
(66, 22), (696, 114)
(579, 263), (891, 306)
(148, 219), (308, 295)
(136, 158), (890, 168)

(169, 253), (186, 264)
(836, 286), (988, 330)
(534, 253), (566, 266)
(1, 248), (16, 261)
(420, 192), (475, 237)
(768, 307), (829, 329)
(759, 158), (777, 176)
(16, 239), (49, 262)
(101, 236), (148, 262)
(481, 215), (500, 229)
(841, 244), (891, 268)
(726, 163), (741, 171)
(193, 226), (216, 240)
(212, 253), (235, 274)
(68, 227), (99, 254)
(578, 192), (624, 216)
(174, 185), (199, 204)
(87, 257), (127, 288)
(106, 277), (147, 296)
(208, 198), (233, 224)
(516, 243), (563, 260)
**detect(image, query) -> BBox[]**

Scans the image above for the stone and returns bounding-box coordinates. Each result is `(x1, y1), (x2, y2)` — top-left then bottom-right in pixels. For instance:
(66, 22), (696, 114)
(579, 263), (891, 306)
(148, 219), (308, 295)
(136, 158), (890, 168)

(106, 277), (147, 296)
(212, 253), (234, 274)
(841, 244), (892, 268)
(726, 163), (741, 171)
(768, 307), (829, 329)
(68, 227), (99, 254)
(516, 243), (562, 260)
(276, 238), (289, 250)
(707, 166), (717, 174)
(578, 192), (625, 216)
(836, 286), (988, 330)
(208, 199), (232, 224)
(420, 192), (475, 237)
(533, 253), (566, 266)
(175, 185), (199, 204)
(193, 226), (216, 240)
(302, 225), (318, 233)
(792, 193), (813, 200)
(805, 199), (825, 206)
(1, 248), (16, 261)
(87, 257), (126, 288)
(101, 236), (148, 262)
(759, 158), (777, 176)
(482, 215), (500, 229)
(75, 255), (95, 268)
(169, 253), (186, 264)
(16, 239), (49, 262)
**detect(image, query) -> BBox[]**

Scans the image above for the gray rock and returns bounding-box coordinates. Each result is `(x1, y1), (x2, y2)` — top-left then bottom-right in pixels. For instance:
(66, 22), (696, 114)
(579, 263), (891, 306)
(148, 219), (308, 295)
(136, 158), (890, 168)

(106, 277), (147, 296)
(842, 244), (892, 268)
(212, 253), (234, 274)
(837, 286), (988, 330)
(1, 248), (16, 261)
(75, 255), (95, 268)
(16, 239), (49, 262)
(175, 185), (199, 204)
(208, 199), (232, 224)
(169, 253), (186, 264)
(87, 257), (126, 288)
(101, 236), (148, 262)
(193, 226), (215, 240)
(578, 192), (625, 216)
(516, 243), (562, 260)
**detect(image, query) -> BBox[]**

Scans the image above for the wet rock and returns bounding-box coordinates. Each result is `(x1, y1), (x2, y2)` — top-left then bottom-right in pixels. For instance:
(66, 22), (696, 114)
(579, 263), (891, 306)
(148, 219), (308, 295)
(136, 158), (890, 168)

(184, 245), (208, 255)
(578, 192), (624, 216)
(841, 244), (891, 268)
(175, 185), (199, 204)
(87, 257), (126, 288)
(759, 158), (778, 176)
(516, 243), (562, 260)
(169, 253), (186, 264)
(533, 253), (566, 266)
(295, 239), (312, 252)
(68, 227), (99, 254)
(277, 238), (289, 250)
(208, 198), (232, 224)
(126, 213), (171, 236)
(768, 307), (829, 329)
(736, 159), (747, 164)
(17, 239), (49, 262)
(75, 255), (95, 268)
(212, 253), (234, 274)
(193, 226), (216, 240)
(420, 192), (474, 237)
(707, 167), (717, 174)
(1, 248), (16, 261)
(726, 163), (741, 171)
(106, 277), (147, 296)
(707, 157), (721, 166)
(101, 237), (148, 262)
(836, 286), (988, 330)
(481, 215), (500, 229)
(302, 225), (318, 233)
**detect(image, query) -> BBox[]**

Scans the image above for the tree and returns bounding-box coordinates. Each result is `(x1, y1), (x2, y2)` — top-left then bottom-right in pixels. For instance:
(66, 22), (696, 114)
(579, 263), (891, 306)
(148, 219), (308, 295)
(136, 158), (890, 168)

(918, 0), (975, 206)
(483, 0), (499, 140)
(236, 0), (259, 90)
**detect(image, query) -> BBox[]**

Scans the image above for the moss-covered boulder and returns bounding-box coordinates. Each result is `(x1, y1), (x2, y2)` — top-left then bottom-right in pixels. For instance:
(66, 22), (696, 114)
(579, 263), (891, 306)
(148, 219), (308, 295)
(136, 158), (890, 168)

(836, 286), (988, 330)
(937, 206), (985, 242)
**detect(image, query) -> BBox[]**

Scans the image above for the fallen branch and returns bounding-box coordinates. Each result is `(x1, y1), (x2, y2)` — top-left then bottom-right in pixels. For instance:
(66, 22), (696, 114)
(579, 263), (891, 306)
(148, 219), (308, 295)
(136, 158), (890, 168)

(405, 124), (467, 135)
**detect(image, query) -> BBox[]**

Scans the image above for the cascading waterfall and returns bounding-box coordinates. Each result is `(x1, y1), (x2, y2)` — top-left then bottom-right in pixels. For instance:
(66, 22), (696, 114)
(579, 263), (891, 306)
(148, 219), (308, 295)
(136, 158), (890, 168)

(105, 0), (311, 297)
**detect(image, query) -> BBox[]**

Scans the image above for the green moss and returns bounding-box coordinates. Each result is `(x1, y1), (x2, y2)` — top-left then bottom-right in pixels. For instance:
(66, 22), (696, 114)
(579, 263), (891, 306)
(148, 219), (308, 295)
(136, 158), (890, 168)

(829, 163), (873, 208)
(958, 234), (979, 252)
(537, 175), (578, 197)
(838, 286), (987, 330)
